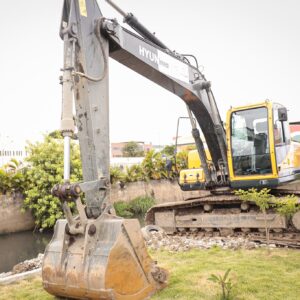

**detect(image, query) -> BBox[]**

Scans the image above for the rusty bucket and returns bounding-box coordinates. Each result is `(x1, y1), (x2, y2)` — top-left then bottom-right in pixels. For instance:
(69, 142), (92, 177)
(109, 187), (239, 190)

(42, 213), (167, 299)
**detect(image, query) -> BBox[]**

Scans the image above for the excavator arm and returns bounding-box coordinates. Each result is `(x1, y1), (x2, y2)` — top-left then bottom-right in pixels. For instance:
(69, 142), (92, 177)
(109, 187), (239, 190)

(42, 1), (229, 299)
(105, 19), (228, 178)
(61, 0), (228, 205)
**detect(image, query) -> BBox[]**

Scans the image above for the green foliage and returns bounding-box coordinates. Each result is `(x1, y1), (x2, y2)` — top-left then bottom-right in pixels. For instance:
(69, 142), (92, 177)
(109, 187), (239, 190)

(0, 159), (28, 194)
(274, 194), (300, 218)
(110, 166), (125, 184)
(142, 150), (166, 180)
(208, 268), (234, 300)
(235, 188), (300, 250)
(175, 150), (188, 171)
(113, 201), (134, 218)
(235, 188), (273, 213)
(110, 149), (188, 184)
(128, 196), (155, 216)
(113, 196), (155, 218)
(160, 145), (176, 156)
(23, 135), (82, 229)
(47, 130), (63, 139)
(235, 188), (274, 248)
(122, 141), (144, 157)
(235, 188), (300, 218)
(123, 164), (145, 182)
(142, 149), (178, 180)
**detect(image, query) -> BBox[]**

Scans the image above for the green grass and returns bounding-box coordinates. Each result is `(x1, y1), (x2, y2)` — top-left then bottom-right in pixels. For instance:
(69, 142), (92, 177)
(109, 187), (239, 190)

(150, 248), (300, 300)
(1, 248), (300, 299)
(0, 277), (53, 300)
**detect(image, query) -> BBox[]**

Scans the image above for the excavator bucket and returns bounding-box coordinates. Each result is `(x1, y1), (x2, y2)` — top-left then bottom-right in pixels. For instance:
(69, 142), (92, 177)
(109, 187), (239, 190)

(42, 213), (167, 300)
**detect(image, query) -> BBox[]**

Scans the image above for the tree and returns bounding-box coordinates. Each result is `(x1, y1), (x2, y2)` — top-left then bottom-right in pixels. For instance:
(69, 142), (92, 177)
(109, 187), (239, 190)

(235, 188), (274, 249)
(160, 145), (176, 156)
(23, 134), (82, 229)
(122, 141), (144, 157)
(235, 188), (300, 251)
(47, 130), (63, 139)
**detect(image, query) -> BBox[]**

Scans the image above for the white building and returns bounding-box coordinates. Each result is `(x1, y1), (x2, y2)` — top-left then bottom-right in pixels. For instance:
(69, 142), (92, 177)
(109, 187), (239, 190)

(0, 135), (27, 167)
(110, 157), (144, 169)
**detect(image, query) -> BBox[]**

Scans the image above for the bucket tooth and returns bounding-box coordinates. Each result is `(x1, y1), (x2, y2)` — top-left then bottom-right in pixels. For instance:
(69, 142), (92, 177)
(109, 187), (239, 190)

(42, 214), (167, 300)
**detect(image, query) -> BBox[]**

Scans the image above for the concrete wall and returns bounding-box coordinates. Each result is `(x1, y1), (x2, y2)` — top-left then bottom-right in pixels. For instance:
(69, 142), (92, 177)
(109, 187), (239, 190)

(0, 194), (35, 234)
(110, 179), (209, 204)
(0, 180), (208, 234)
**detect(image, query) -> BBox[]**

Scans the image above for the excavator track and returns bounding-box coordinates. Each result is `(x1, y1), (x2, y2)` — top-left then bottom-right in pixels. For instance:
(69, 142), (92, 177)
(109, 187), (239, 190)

(145, 192), (300, 249)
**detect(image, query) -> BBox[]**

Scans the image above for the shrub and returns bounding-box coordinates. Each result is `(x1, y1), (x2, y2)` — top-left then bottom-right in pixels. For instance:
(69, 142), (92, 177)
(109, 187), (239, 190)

(123, 164), (145, 182)
(110, 166), (125, 184)
(275, 194), (300, 218)
(0, 160), (28, 195)
(23, 135), (82, 229)
(113, 201), (134, 218)
(128, 196), (155, 216)
(114, 196), (155, 218)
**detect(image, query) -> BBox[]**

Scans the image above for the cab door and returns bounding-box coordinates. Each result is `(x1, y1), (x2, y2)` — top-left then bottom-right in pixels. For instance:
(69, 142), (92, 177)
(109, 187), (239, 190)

(227, 102), (278, 188)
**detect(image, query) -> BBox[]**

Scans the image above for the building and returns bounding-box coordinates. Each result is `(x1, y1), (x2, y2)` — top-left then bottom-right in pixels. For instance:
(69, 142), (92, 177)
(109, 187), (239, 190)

(0, 135), (27, 167)
(110, 157), (144, 169)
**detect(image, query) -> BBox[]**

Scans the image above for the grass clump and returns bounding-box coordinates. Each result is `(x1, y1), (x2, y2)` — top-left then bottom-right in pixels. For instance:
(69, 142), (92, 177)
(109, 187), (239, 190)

(113, 196), (155, 219)
(113, 201), (134, 218)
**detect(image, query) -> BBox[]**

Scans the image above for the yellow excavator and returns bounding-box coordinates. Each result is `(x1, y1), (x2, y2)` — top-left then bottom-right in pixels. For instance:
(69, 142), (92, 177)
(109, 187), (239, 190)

(179, 101), (300, 190)
(147, 101), (300, 242)
(42, 0), (300, 299)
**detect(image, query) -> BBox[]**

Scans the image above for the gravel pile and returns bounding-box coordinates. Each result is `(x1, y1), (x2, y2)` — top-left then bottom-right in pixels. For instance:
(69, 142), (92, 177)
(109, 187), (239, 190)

(11, 253), (44, 274)
(0, 253), (44, 279)
(144, 230), (275, 251)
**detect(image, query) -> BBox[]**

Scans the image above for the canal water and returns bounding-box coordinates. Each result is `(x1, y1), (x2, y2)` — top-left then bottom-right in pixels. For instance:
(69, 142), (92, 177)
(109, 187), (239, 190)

(0, 230), (53, 273)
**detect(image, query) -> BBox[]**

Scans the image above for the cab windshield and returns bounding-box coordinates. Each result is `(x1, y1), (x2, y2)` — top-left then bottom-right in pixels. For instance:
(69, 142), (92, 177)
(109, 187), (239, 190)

(231, 107), (272, 176)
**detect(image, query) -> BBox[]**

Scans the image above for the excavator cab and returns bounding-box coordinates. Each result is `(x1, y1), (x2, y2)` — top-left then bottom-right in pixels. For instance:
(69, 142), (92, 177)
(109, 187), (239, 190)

(227, 101), (298, 189)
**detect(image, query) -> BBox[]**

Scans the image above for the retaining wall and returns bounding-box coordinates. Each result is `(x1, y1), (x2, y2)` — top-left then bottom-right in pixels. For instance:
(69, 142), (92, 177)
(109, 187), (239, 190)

(110, 179), (209, 203)
(0, 180), (208, 234)
(0, 194), (35, 234)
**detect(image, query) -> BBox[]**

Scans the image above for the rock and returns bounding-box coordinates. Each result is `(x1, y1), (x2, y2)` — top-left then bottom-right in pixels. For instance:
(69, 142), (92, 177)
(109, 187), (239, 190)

(244, 242), (257, 250)
(144, 230), (263, 252)
(12, 254), (44, 274)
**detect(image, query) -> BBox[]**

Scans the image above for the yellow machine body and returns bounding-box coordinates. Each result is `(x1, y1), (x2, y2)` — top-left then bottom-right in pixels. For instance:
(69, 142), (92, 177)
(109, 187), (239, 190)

(179, 149), (211, 189)
(179, 101), (300, 191)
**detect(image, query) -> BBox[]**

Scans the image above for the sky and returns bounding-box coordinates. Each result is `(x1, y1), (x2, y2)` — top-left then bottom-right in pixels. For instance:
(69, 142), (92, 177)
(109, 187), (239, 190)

(1, 0), (300, 146)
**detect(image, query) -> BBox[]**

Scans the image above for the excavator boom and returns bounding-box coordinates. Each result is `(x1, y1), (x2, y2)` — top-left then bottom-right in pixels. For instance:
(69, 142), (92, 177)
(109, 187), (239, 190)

(42, 1), (174, 299)
(43, 2), (232, 296)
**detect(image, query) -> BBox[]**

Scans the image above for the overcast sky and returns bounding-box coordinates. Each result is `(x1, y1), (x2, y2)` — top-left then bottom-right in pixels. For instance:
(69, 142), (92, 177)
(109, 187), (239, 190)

(1, 0), (300, 145)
